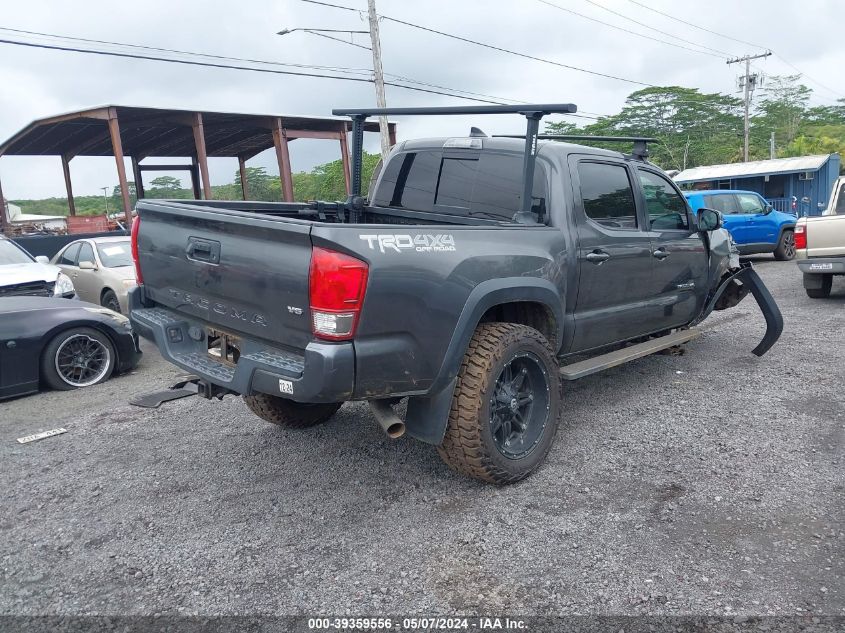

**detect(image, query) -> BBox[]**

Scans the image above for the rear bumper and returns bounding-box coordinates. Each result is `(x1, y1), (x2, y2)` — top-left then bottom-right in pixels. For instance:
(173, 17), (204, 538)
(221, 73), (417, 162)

(128, 290), (354, 403)
(797, 258), (845, 275)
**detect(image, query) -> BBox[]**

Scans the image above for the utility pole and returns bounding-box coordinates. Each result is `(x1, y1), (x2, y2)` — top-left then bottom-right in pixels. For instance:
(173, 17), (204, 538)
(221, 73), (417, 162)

(770, 131), (775, 159)
(727, 51), (771, 162)
(100, 186), (110, 215)
(366, 0), (390, 160)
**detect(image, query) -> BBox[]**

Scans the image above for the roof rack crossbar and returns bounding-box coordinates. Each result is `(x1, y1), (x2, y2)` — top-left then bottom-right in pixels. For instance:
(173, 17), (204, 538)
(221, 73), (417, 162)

(494, 134), (659, 160)
(333, 104), (578, 221)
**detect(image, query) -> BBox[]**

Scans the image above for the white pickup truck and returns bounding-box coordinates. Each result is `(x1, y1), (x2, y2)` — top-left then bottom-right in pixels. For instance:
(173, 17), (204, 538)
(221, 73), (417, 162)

(796, 175), (845, 298)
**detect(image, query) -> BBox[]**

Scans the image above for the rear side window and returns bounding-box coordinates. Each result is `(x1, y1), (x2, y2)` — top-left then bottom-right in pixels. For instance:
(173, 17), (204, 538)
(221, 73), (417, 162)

(577, 162), (638, 229)
(704, 194), (738, 215)
(374, 150), (547, 222)
(58, 242), (81, 266)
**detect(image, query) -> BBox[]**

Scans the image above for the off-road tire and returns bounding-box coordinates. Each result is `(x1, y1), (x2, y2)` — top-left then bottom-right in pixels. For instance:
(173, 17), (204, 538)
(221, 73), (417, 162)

(773, 229), (796, 261)
(243, 394), (342, 429)
(437, 323), (562, 485)
(805, 274), (832, 299)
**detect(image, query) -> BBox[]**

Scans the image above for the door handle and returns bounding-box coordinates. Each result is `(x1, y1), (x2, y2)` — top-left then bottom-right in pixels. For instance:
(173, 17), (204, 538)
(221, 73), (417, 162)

(585, 250), (610, 264)
(186, 237), (221, 264)
(653, 248), (670, 260)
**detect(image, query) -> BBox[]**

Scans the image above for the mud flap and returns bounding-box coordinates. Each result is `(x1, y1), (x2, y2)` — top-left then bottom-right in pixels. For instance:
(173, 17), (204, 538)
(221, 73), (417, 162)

(696, 263), (783, 357)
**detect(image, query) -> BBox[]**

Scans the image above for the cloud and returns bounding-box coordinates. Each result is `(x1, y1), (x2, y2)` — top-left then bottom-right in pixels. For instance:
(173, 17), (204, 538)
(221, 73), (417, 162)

(0, 0), (841, 199)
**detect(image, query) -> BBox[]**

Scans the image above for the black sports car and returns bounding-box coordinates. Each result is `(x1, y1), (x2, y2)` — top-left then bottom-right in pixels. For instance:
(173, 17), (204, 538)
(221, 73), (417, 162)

(0, 297), (142, 399)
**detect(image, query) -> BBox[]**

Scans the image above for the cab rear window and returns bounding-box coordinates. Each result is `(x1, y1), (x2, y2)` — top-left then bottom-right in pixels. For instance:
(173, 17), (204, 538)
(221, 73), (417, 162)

(373, 150), (547, 222)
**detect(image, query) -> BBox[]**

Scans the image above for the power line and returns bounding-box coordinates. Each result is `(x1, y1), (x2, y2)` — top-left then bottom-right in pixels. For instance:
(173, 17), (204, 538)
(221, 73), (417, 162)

(302, 0), (653, 86)
(0, 36), (511, 104)
(621, 0), (845, 101)
(0, 25), (373, 76)
(378, 15), (653, 87)
(536, 0), (730, 59)
(623, 0), (767, 50)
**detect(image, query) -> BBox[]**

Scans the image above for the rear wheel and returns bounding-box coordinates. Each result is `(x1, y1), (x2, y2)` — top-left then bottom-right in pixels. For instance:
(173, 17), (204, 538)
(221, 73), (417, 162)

(243, 393), (342, 429)
(101, 289), (121, 314)
(774, 229), (796, 261)
(805, 274), (833, 298)
(41, 327), (116, 391)
(437, 323), (562, 485)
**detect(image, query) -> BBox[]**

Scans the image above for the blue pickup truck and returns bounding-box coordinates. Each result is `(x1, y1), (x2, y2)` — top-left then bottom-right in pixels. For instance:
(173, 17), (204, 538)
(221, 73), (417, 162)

(684, 190), (797, 260)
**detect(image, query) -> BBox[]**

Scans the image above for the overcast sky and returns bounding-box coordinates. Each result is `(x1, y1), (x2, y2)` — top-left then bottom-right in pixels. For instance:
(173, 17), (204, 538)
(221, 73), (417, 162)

(0, 0), (842, 200)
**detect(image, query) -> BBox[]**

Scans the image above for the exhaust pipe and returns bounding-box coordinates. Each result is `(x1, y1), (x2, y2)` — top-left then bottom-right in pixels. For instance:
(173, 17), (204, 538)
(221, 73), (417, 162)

(369, 400), (406, 439)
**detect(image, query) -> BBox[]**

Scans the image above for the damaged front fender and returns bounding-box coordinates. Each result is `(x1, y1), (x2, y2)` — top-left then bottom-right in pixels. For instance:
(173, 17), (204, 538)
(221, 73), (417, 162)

(694, 262), (784, 357)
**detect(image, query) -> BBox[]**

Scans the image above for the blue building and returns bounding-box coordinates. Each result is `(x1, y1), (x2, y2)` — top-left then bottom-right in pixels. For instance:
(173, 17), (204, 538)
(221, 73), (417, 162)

(674, 153), (841, 217)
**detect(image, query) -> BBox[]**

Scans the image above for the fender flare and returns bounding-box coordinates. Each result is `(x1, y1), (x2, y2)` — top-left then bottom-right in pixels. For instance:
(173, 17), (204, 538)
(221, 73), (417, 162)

(776, 223), (796, 244)
(404, 277), (564, 445)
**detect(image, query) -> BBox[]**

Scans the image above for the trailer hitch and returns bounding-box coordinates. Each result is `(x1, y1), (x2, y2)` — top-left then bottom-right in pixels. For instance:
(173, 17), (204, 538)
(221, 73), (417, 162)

(694, 262), (783, 357)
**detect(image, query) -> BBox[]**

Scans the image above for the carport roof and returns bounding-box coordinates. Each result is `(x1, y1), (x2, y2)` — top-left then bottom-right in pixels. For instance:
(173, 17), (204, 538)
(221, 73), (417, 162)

(674, 154), (833, 183)
(0, 105), (385, 158)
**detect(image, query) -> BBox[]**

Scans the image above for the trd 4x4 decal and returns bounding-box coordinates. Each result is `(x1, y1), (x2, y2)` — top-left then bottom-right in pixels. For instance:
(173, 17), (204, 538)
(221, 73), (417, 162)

(359, 234), (456, 253)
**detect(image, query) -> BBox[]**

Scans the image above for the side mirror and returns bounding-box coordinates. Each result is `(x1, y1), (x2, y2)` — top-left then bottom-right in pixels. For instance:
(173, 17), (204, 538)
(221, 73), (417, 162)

(763, 204), (773, 215)
(78, 260), (97, 270)
(34, 255), (49, 264)
(697, 208), (723, 231)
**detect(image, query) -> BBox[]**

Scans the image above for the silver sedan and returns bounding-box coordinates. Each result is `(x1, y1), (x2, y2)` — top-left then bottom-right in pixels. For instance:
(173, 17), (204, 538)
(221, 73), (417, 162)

(52, 237), (137, 314)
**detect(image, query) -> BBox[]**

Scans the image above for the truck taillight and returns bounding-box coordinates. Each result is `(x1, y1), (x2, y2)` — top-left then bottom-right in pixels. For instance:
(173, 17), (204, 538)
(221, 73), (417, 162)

(794, 224), (806, 250)
(130, 215), (143, 284)
(309, 247), (368, 340)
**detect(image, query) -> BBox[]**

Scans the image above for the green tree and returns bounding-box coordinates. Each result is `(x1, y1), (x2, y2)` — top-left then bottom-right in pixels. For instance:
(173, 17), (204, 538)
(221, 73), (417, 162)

(546, 86), (743, 171)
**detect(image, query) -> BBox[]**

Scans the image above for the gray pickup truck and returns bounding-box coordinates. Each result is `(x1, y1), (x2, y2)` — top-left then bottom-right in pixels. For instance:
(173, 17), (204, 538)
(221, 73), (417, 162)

(129, 104), (782, 484)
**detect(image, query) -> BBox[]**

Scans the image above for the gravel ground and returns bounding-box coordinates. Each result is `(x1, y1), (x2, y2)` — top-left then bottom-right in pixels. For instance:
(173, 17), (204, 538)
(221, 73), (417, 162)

(1, 258), (842, 618)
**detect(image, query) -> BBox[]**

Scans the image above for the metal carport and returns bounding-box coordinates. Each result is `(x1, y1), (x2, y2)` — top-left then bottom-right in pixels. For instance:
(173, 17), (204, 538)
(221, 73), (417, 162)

(0, 105), (394, 230)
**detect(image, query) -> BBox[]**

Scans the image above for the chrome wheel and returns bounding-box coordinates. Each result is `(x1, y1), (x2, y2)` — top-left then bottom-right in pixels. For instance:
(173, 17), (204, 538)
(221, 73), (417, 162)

(489, 351), (551, 460)
(54, 334), (111, 387)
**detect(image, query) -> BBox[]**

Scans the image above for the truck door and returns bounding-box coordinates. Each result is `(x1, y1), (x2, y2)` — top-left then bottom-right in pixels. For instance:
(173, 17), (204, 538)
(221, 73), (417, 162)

(568, 157), (655, 352)
(636, 168), (709, 330)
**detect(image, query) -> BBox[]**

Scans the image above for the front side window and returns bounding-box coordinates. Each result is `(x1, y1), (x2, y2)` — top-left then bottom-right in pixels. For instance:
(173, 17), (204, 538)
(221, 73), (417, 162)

(0, 239), (34, 265)
(77, 242), (95, 266)
(577, 162), (638, 229)
(96, 241), (133, 267)
(736, 193), (766, 214)
(58, 242), (81, 266)
(704, 194), (739, 215)
(638, 170), (690, 230)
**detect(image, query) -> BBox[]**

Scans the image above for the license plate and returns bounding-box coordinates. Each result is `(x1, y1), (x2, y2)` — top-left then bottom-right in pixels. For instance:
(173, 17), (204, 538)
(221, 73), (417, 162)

(809, 263), (834, 270)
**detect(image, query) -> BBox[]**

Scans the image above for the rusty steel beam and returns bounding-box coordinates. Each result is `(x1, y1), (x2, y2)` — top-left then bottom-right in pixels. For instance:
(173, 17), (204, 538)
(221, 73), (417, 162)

(283, 129), (343, 140)
(339, 125), (352, 196)
(61, 154), (76, 216)
(107, 111), (133, 227)
(189, 159), (201, 200)
(272, 118), (294, 203)
(389, 122), (397, 148)
(191, 113), (212, 200)
(238, 155), (249, 201)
